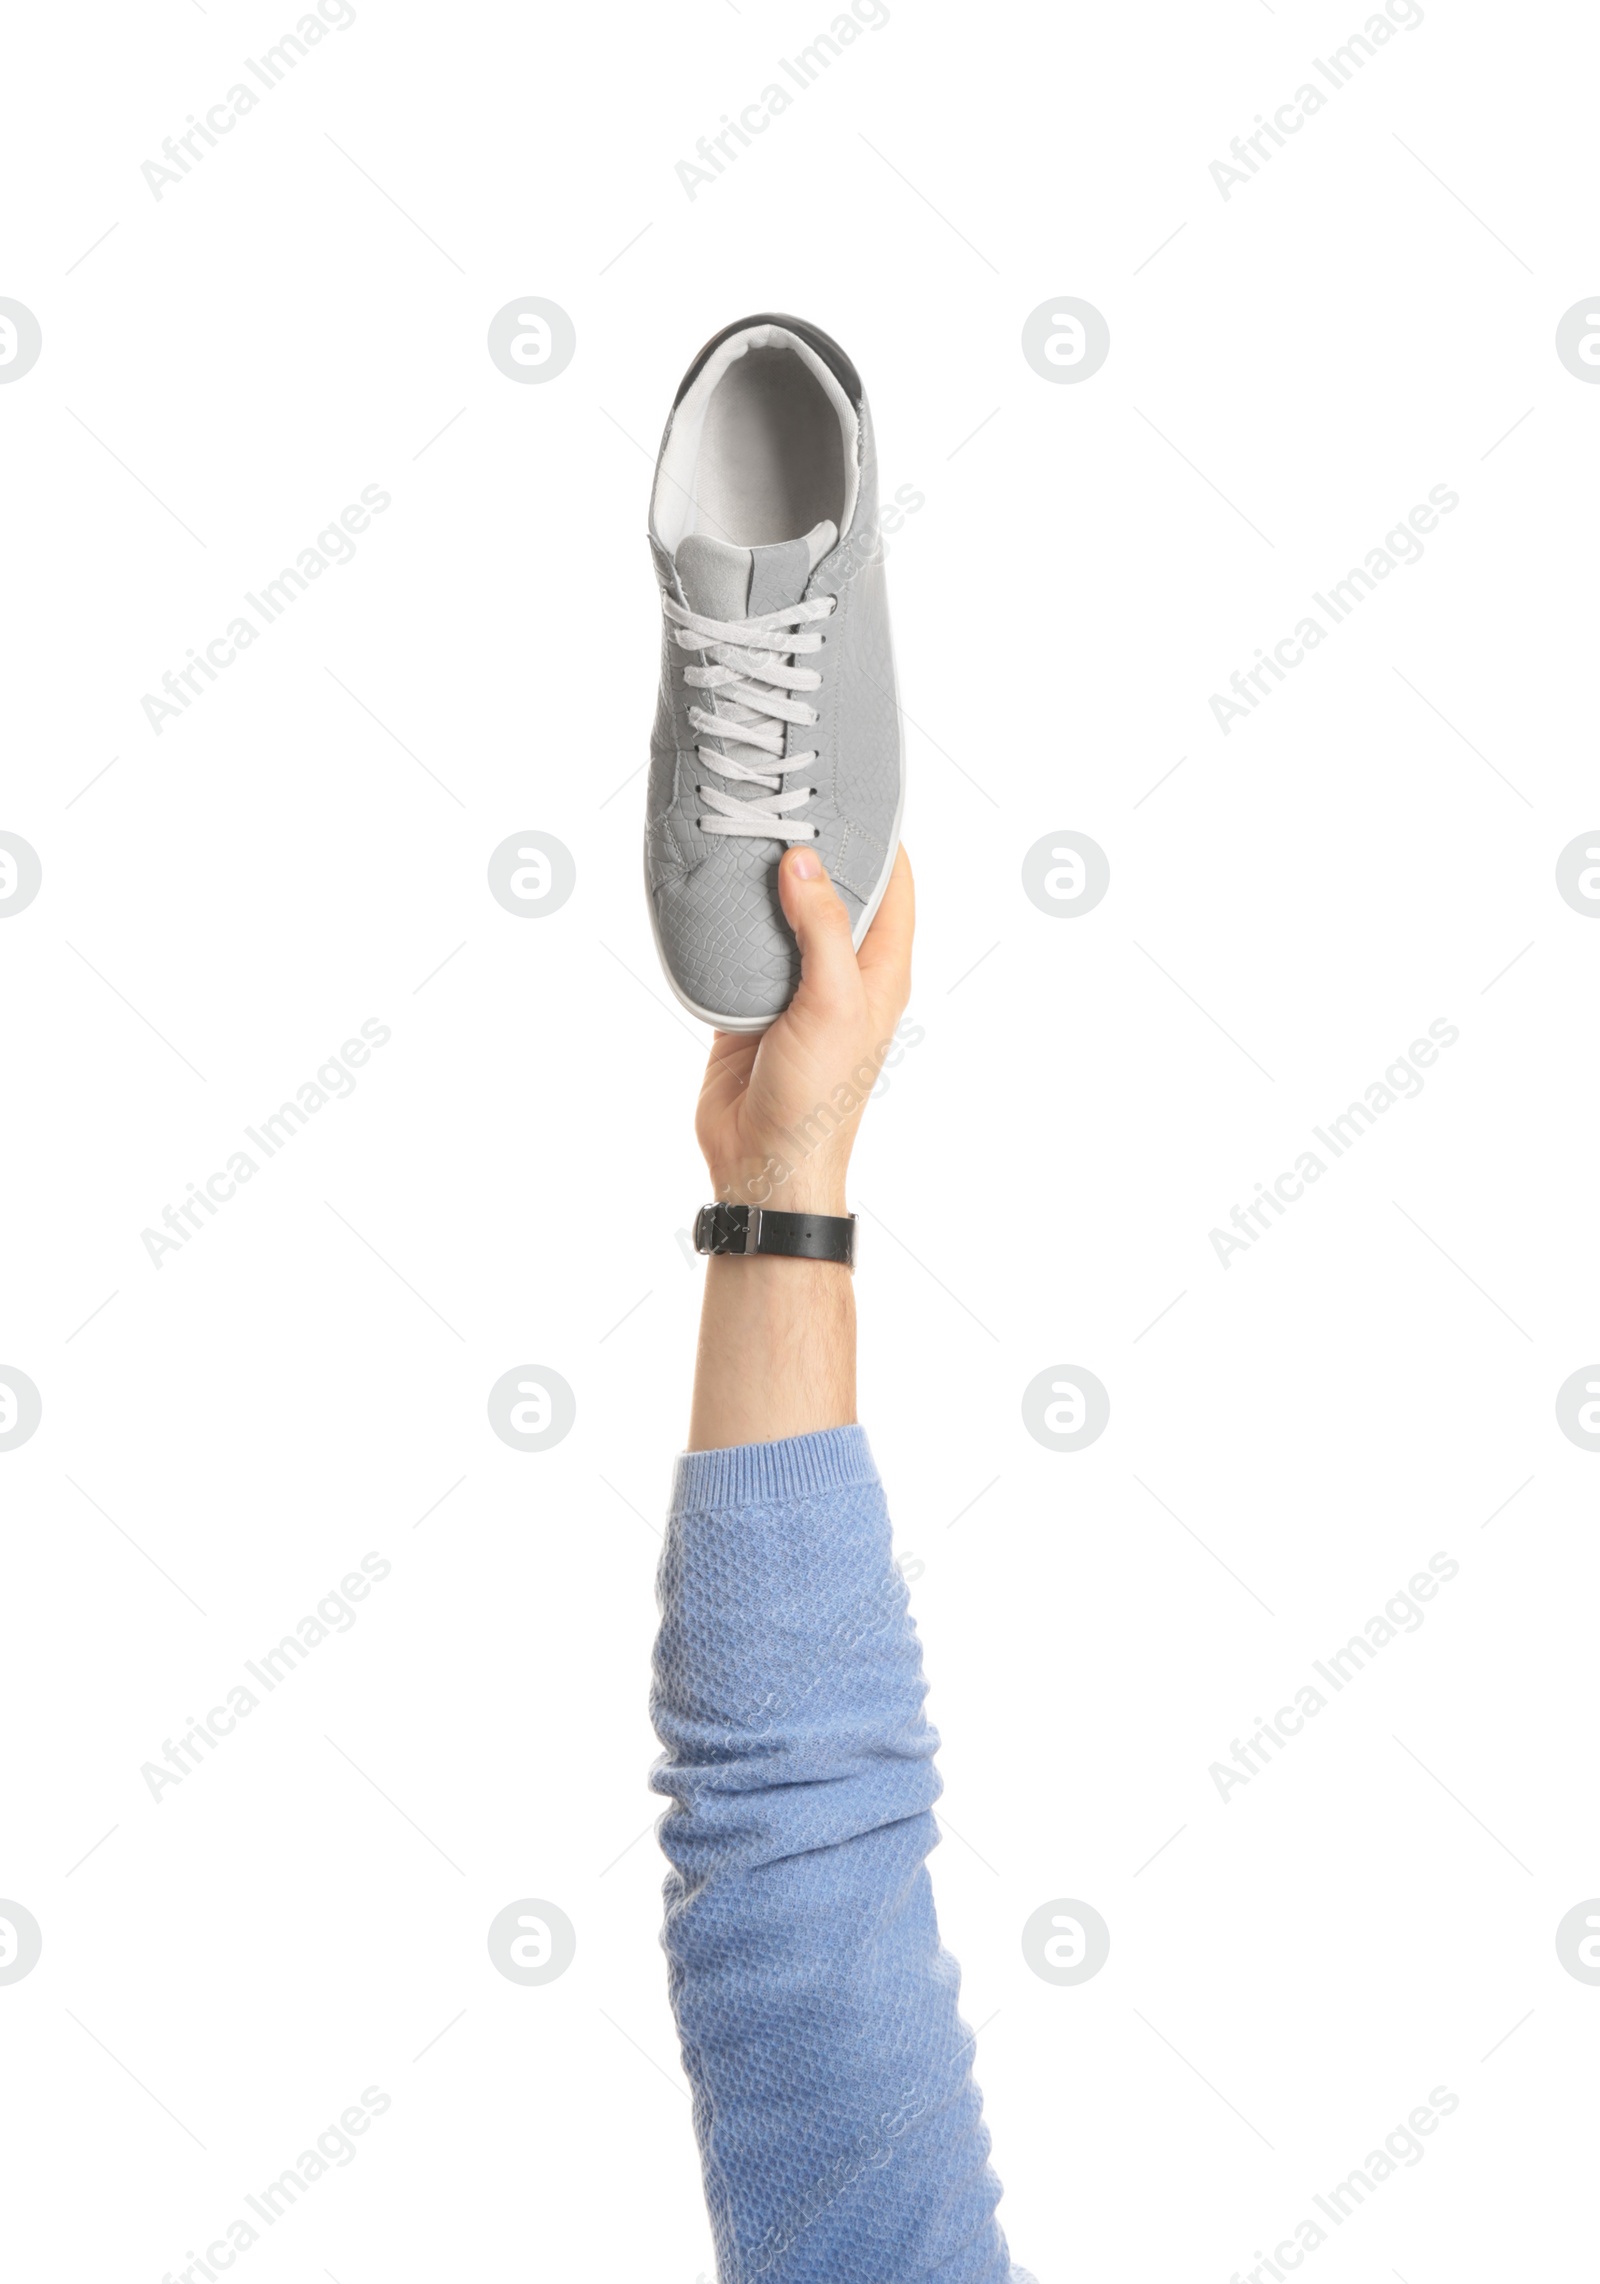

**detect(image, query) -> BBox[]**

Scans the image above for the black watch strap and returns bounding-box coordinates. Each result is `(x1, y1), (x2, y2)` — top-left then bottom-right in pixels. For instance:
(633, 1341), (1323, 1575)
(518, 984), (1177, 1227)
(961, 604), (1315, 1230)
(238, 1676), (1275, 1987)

(694, 1202), (856, 1268)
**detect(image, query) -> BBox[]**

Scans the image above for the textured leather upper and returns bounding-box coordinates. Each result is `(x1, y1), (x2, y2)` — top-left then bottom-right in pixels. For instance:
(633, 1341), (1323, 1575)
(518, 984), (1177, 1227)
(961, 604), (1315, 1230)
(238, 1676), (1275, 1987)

(645, 341), (903, 1027)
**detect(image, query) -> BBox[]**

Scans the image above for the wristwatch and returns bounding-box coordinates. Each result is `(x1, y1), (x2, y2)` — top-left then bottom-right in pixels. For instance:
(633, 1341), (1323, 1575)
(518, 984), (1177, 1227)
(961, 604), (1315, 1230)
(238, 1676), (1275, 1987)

(693, 1201), (857, 1269)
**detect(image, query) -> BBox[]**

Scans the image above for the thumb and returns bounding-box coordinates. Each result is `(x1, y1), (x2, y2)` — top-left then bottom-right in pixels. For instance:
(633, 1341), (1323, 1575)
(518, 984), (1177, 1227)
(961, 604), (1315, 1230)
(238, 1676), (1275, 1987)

(778, 844), (858, 1008)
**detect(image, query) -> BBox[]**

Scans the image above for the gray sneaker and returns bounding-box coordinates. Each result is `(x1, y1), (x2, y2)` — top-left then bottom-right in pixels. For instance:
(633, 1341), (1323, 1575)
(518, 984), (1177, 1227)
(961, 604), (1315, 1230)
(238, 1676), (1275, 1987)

(643, 314), (904, 1030)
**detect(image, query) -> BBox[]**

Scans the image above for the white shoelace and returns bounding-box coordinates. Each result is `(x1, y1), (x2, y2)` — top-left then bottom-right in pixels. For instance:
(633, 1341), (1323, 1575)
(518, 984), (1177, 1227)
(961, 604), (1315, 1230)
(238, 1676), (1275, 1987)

(664, 593), (837, 842)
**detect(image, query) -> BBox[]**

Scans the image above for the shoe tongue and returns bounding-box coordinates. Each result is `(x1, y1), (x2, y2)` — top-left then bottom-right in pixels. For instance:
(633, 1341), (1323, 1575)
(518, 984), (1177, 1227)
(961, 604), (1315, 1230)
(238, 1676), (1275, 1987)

(674, 534), (750, 621)
(674, 519), (836, 619)
(749, 519), (835, 612)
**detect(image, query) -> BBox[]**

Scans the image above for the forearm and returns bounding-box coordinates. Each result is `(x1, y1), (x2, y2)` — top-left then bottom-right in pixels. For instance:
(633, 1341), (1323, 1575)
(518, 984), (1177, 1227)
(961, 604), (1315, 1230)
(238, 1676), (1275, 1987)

(688, 1247), (855, 1451)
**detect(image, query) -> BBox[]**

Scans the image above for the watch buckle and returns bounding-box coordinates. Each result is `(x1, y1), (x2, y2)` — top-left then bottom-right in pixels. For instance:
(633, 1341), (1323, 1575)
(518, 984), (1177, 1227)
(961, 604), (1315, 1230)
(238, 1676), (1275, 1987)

(697, 1201), (757, 1256)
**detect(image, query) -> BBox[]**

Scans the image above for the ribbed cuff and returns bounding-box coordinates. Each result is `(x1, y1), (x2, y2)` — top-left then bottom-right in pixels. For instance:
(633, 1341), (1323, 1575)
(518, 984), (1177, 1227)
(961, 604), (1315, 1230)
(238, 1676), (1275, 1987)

(670, 1423), (878, 1516)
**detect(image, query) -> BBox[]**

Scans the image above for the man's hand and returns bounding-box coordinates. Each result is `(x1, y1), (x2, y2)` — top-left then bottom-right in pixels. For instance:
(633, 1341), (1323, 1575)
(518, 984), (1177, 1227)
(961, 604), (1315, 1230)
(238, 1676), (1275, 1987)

(686, 845), (913, 1450)
(697, 845), (915, 1215)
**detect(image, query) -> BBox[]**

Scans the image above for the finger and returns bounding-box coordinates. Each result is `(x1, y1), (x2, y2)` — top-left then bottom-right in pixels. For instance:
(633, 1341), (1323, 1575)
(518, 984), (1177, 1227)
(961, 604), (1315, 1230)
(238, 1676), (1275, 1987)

(857, 844), (914, 1002)
(778, 845), (859, 1009)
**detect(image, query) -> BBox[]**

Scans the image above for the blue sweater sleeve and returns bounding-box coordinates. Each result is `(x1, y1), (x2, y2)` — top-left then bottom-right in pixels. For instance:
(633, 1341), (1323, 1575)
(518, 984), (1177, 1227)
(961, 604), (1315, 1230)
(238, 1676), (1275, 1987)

(650, 1425), (1028, 2283)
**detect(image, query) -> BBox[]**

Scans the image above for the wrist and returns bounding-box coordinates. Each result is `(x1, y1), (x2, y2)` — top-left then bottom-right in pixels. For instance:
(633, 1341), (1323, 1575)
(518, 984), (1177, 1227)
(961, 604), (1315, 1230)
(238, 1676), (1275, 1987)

(705, 1154), (850, 1218)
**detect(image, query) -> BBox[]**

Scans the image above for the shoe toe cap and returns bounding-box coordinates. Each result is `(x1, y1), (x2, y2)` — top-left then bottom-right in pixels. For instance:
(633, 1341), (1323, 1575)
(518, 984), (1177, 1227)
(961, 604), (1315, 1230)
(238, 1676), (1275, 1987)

(653, 858), (800, 1025)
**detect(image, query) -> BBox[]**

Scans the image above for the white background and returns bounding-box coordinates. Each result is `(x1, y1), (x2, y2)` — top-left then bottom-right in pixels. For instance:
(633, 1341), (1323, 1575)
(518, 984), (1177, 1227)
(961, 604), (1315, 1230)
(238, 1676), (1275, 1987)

(2, 0), (1597, 2277)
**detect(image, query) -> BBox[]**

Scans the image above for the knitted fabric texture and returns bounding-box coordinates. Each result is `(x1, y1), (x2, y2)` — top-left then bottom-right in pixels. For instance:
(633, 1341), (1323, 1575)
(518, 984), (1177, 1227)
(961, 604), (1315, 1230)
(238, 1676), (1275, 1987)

(650, 1424), (1028, 2282)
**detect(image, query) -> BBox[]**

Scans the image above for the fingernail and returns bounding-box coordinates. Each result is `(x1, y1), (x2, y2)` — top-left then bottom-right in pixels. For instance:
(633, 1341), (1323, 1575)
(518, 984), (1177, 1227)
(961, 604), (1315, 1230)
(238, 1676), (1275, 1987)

(789, 846), (822, 880)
